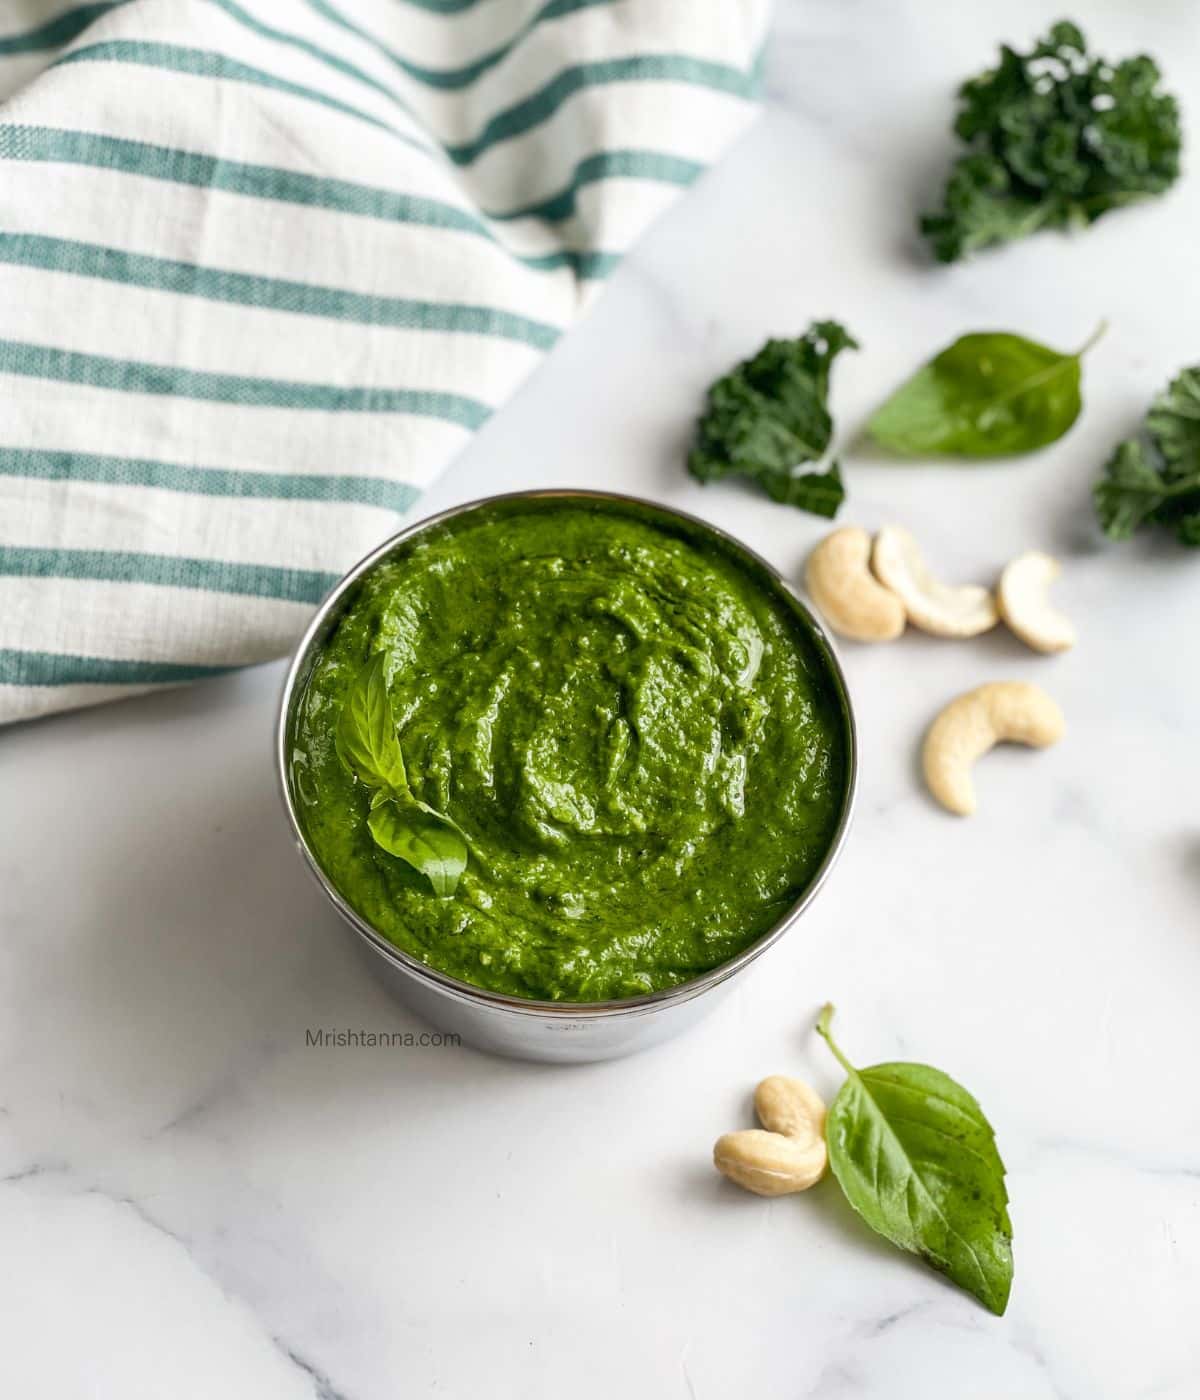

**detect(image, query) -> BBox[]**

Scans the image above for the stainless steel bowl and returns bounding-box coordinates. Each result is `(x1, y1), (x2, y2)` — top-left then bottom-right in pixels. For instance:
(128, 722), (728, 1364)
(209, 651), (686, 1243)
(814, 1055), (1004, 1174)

(276, 490), (857, 1063)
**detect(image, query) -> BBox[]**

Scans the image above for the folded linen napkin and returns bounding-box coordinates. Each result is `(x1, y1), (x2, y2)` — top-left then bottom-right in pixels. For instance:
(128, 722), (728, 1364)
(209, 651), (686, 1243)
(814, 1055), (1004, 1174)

(0, 0), (767, 724)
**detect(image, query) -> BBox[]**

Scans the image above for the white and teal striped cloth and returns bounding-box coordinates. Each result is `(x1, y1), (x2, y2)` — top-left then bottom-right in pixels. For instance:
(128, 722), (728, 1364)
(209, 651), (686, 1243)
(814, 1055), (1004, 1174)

(0, 0), (768, 723)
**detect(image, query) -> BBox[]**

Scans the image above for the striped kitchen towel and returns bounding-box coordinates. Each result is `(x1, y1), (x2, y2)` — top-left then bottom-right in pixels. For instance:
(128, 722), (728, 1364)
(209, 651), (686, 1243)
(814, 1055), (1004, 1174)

(0, 0), (768, 724)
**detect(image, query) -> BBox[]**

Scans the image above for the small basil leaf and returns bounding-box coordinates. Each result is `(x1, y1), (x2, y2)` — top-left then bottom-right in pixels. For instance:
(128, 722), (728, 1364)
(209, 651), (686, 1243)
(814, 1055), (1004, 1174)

(817, 1005), (1012, 1315)
(868, 327), (1103, 458)
(335, 654), (407, 791)
(367, 797), (467, 898)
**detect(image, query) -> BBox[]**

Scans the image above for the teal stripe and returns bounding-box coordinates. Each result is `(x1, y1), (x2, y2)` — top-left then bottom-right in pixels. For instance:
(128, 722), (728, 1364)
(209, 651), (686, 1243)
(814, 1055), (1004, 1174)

(54, 40), (428, 151)
(0, 233), (560, 348)
(392, 0), (485, 12)
(0, 546), (339, 603)
(572, 251), (618, 278)
(306, 0), (615, 91)
(0, 125), (595, 274)
(0, 446), (421, 512)
(0, 127), (664, 277)
(4, 6), (756, 170)
(207, 0), (426, 130)
(0, 339), (491, 425)
(491, 149), (702, 222)
(0, 2), (435, 164)
(193, 4), (755, 170)
(0, 122), (480, 235)
(444, 54), (758, 165)
(0, 647), (234, 688)
(0, 2), (122, 56)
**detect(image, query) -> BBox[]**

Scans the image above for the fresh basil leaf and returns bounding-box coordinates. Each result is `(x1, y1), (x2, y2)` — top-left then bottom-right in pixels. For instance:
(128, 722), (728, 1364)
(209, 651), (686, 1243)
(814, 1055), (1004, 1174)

(367, 796), (467, 897)
(336, 655), (471, 893)
(868, 327), (1103, 458)
(688, 322), (857, 516)
(335, 653), (407, 791)
(816, 1004), (1012, 1315)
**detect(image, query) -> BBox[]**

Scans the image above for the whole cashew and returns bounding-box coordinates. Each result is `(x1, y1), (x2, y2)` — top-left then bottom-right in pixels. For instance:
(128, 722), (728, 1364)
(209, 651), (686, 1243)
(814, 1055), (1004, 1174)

(805, 528), (906, 643)
(713, 1075), (828, 1196)
(872, 525), (998, 638)
(923, 681), (1065, 816)
(998, 551), (1076, 654)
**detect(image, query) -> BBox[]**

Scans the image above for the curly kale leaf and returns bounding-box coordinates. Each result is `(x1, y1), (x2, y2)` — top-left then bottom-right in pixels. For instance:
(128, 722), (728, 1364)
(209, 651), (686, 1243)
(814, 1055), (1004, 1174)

(688, 322), (857, 518)
(1094, 368), (1200, 546)
(923, 21), (1182, 262)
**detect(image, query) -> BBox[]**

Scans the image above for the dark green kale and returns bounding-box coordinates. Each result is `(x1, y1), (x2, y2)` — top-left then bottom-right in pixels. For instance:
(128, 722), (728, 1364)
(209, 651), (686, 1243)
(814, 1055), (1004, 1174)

(687, 322), (857, 518)
(1094, 367), (1200, 546)
(923, 21), (1182, 263)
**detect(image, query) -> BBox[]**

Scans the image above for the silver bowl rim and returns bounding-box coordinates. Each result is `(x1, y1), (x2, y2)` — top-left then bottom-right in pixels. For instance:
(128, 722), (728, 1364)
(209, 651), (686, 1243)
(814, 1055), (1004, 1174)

(275, 488), (858, 1021)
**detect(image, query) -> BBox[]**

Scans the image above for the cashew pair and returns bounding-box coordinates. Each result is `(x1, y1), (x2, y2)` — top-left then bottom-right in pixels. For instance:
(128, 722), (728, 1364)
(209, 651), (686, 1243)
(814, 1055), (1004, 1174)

(807, 527), (1074, 652)
(805, 525), (992, 642)
(713, 1076), (827, 1196)
(923, 681), (1065, 816)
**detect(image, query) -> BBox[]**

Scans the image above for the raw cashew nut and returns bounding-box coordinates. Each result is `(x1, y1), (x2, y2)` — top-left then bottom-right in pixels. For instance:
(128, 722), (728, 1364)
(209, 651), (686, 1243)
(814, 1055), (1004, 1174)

(923, 682), (1065, 816)
(805, 528), (906, 643)
(872, 525), (998, 638)
(998, 551), (1076, 654)
(754, 1075), (827, 1140)
(713, 1075), (828, 1196)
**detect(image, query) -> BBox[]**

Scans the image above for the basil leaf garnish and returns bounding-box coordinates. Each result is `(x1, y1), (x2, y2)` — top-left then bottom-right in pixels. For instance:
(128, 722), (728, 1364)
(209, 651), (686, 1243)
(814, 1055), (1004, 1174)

(367, 797), (467, 899)
(816, 1005), (1013, 1315)
(868, 326), (1104, 458)
(335, 653), (407, 791)
(336, 654), (467, 897)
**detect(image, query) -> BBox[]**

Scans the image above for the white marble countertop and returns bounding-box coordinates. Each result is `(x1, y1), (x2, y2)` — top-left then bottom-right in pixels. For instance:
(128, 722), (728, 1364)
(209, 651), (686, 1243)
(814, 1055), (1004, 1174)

(3, 1), (1199, 1395)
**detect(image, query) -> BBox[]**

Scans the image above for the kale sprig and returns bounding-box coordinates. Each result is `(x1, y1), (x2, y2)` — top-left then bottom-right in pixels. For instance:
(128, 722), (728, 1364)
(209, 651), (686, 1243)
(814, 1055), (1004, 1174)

(1094, 367), (1200, 546)
(923, 21), (1182, 263)
(687, 322), (857, 518)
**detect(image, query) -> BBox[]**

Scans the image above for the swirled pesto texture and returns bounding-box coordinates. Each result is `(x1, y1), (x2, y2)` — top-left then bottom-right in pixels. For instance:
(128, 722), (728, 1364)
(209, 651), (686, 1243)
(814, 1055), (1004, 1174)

(290, 499), (849, 1002)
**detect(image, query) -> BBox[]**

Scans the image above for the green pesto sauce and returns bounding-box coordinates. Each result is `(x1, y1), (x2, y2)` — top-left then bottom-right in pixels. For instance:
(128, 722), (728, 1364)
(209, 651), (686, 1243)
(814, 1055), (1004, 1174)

(290, 499), (849, 1003)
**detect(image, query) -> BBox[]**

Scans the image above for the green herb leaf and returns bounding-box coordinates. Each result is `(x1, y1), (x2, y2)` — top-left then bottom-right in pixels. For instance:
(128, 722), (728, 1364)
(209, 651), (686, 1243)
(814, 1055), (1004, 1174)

(1147, 367), (1200, 476)
(1176, 514), (1200, 547)
(688, 322), (857, 517)
(922, 22), (1182, 262)
(335, 654), (408, 791)
(367, 796), (467, 897)
(1093, 440), (1171, 540)
(816, 1004), (1013, 1315)
(1094, 366), (1200, 547)
(760, 460), (845, 518)
(869, 327), (1102, 457)
(336, 654), (469, 892)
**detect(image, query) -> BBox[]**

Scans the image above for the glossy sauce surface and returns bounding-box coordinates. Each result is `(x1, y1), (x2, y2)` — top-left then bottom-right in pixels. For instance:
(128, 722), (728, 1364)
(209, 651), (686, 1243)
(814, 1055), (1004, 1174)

(291, 500), (849, 1002)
